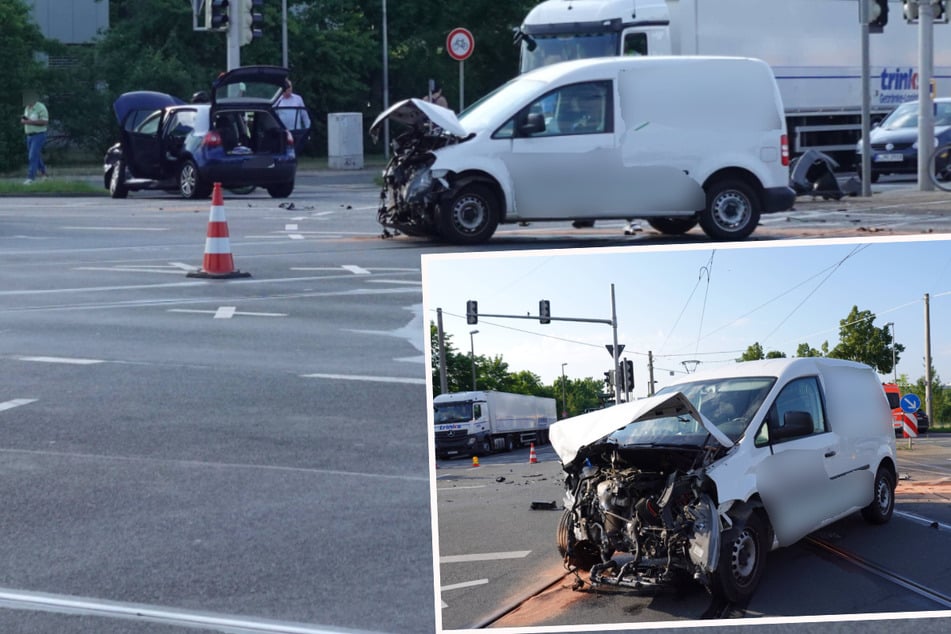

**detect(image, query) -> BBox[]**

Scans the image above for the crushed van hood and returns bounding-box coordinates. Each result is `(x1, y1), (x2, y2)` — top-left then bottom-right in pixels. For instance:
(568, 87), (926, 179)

(370, 98), (467, 142)
(549, 392), (733, 467)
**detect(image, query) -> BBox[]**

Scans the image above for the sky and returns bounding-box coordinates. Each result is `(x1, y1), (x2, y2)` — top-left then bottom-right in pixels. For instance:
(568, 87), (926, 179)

(421, 235), (951, 399)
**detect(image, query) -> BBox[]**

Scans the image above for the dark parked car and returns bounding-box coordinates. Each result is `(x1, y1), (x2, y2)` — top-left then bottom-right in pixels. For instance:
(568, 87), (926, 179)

(915, 410), (930, 434)
(856, 97), (951, 182)
(104, 66), (306, 199)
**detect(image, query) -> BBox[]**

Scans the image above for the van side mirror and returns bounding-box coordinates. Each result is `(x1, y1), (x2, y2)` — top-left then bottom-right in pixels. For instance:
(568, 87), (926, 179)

(519, 112), (546, 136)
(771, 410), (814, 441)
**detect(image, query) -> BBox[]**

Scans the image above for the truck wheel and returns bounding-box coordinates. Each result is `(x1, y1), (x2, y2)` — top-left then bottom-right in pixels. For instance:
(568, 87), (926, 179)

(504, 436), (514, 452)
(439, 183), (500, 245)
(710, 511), (768, 603)
(478, 438), (493, 456)
(699, 179), (761, 241)
(861, 467), (895, 525)
(647, 217), (698, 235)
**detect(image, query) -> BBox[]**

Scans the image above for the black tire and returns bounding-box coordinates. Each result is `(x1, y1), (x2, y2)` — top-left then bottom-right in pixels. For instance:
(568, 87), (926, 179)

(267, 181), (295, 198)
(439, 183), (500, 245)
(557, 509), (602, 571)
(109, 159), (128, 199)
(711, 511), (768, 603)
(178, 160), (209, 199)
(228, 185), (256, 195)
(648, 216), (698, 235)
(699, 179), (761, 241)
(477, 437), (493, 457)
(504, 435), (515, 452)
(861, 467), (895, 525)
(929, 144), (951, 191)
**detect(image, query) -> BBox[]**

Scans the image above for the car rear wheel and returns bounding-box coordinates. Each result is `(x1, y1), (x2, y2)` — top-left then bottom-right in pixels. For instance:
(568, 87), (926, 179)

(109, 159), (128, 199)
(178, 160), (210, 199)
(648, 217), (698, 235)
(439, 183), (500, 245)
(861, 467), (895, 525)
(699, 179), (761, 241)
(711, 511), (768, 603)
(266, 181), (294, 198)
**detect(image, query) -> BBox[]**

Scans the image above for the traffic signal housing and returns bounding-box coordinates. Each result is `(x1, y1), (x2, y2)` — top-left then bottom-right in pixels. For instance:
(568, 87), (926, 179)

(241, 0), (265, 46)
(904, 0), (950, 23)
(466, 300), (478, 325)
(623, 360), (634, 390)
(869, 0), (888, 32)
(539, 300), (551, 324)
(208, 0), (230, 31)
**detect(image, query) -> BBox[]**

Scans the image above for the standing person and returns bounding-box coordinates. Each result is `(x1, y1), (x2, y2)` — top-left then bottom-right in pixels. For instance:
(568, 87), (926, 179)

(275, 79), (310, 132)
(21, 92), (49, 184)
(423, 80), (450, 109)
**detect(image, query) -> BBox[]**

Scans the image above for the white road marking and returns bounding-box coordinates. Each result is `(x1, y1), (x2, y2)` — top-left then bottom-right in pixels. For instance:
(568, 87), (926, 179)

(74, 265), (188, 275)
(440, 551), (531, 564)
(0, 399), (37, 412)
(300, 373), (426, 385)
(367, 280), (422, 286)
(437, 484), (487, 490)
(60, 226), (168, 231)
(442, 579), (489, 592)
(289, 234), (305, 240)
(0, 586), (380, 633)
(895, 510), (951, 531)
(285, 223), (299, 231)
(168, 309), (287, 318)
(17, 356), (104, 365)
(342, 265), (371, 275)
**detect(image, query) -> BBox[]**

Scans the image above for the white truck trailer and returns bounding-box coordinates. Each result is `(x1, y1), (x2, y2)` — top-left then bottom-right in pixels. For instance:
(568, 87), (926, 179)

(516, 0), (951, 163)
(433, 391), (558, 458)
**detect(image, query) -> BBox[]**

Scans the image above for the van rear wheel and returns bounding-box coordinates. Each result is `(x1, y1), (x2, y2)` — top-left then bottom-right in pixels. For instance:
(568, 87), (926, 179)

(440, 183), (500, 245)
(699, 179), (760, 240)
(861, 467), (895, 524)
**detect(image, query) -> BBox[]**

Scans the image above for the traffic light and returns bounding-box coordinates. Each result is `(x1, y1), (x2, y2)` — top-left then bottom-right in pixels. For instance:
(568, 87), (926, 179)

(466, 300), (478, 325)
(241, 0), (265, 46)
(869, 0), (888, 32)
(539, 300), (551, 324)
(938, 1), (949, 22)
(904, 0), (949, 22)
(903, 0), (919, 22)
(603, 371), (614, 390)
(208, 0), (230, 31)
(623, 360), (634, 390)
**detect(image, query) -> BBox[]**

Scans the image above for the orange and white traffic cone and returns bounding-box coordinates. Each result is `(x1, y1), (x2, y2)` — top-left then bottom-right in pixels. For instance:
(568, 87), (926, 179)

(187, 182), (251, 279)
(471, 455), (480, 467)
(529, 443), (538, 464)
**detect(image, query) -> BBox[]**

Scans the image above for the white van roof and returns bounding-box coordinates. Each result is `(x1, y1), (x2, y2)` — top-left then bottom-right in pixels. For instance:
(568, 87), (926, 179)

(520, 54), (774, 84)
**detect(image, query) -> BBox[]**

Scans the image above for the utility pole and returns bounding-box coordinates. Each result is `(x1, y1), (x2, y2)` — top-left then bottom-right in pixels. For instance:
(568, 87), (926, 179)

(561, 363), (568, 418)
(436, 308), (448, 395)
(924, 293), (933, 422)
(647, 351), (656, 396)
(918, 1), (936, 191)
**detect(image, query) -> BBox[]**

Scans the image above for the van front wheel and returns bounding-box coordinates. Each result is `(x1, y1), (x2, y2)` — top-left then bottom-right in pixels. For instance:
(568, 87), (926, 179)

(700, 179), (760, 241)
(440, 183), (500, 245)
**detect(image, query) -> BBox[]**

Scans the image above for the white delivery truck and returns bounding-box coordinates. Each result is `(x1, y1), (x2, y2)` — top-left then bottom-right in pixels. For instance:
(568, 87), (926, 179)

(516, 0), (951, 163)
(433, 391), (558, 458)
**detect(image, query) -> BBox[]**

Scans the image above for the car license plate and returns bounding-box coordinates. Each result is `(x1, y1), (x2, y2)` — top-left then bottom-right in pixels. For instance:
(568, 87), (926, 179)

(874, 153), (904, 163)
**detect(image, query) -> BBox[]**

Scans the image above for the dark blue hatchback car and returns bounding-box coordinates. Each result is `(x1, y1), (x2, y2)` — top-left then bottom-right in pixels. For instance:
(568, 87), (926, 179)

(856, 97), (951, 183)
(104, 66), (308, 199)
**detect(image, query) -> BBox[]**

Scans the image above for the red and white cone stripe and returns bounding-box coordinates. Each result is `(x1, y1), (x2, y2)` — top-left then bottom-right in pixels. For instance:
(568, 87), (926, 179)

(188, 183), (250, 279)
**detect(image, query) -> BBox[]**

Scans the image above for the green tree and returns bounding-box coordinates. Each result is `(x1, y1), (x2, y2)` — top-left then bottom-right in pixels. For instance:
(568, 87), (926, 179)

(898, 369), (950, 425)
(828, 306), (903, 374)
(737, 342), (785, 361)
(796, 341), (828, 357)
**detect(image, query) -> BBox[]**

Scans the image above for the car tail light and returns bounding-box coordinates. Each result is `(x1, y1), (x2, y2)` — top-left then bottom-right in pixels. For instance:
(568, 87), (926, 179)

(285, 130), (294, 146)
(203, 131), (223, 148)
(781, 134), (789, 166)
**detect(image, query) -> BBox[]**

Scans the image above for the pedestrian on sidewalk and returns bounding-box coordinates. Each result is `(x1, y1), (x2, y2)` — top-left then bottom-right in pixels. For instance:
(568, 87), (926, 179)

(21, 91), (49, 185)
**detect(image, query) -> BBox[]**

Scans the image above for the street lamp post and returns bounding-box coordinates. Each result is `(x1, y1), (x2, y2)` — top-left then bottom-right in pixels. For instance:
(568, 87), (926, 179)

(469, 330), (479, 390)
(561, 363), (568, 418)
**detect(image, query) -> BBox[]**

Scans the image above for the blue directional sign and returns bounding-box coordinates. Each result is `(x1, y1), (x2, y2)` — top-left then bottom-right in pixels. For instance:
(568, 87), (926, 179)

(901, 393), (921, 413)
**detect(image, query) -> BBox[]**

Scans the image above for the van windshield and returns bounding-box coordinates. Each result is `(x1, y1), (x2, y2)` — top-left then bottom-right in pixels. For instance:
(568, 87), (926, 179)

(655, 377), (776, 442)
(458, 79), (545, 132)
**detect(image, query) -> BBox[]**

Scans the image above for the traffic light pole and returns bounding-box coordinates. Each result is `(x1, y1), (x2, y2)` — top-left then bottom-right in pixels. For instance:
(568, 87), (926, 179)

(918, 2), (936, 191)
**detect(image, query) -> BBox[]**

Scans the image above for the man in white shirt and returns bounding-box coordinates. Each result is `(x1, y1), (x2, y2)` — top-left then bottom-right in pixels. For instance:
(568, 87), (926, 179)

(275, 79), (310, 132)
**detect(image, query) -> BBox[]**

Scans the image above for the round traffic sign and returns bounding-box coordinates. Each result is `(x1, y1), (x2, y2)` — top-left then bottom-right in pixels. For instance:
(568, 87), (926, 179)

(447, 27), (474, 61)
(901, 393), (921, 414)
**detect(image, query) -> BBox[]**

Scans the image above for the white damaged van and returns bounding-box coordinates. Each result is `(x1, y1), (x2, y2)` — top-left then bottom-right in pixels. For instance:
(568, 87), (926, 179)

(549, 358), (897, 602)
(371, 56), (795, 244)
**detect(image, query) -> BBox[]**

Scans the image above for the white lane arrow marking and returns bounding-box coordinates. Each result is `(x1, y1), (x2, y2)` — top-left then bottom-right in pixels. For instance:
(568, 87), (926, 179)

(300, 373), (425, 385)
(214, 306), (237, 319)
(0, 399), (38, 412)
(17, 357), (104, 365)
(440, 551), (531, 564)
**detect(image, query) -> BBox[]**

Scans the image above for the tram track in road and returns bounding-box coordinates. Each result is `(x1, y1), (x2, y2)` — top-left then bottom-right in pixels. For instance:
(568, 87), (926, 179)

(805, 535), (951, 610)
